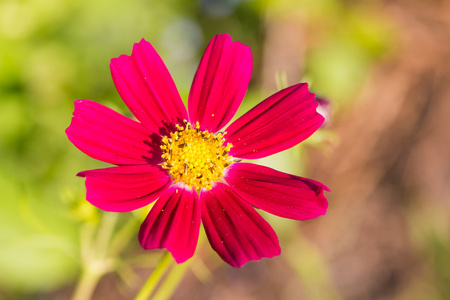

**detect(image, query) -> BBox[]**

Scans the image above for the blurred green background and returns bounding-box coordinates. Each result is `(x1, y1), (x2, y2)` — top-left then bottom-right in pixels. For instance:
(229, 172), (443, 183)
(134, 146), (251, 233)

(1, 0), (449, 299)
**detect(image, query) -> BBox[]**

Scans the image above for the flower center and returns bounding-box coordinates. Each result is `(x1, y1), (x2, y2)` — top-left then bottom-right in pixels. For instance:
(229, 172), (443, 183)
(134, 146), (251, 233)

(160, 121), (233, 190)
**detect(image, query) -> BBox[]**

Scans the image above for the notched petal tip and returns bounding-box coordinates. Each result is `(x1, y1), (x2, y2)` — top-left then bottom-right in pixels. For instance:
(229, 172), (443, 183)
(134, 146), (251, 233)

(314, 96), (332, 127)
(138, 185), (201, 263)
(225, 163), (329, 221)
(66, 99), (159, 166)
(315, 186), (329, 216)
(318, 183), (331, 194)
(80, 165), (172, 212)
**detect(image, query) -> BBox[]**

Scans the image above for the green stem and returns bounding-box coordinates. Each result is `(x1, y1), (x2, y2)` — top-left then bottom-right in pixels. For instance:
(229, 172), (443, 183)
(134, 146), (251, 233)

(96, 212), (118, 257)
(72, 212), (119, 300)
(134, 252), (173, 300)
(71, 267), (103, 300)
(151, 259), (191, 300)
(109, 216), (139, 256)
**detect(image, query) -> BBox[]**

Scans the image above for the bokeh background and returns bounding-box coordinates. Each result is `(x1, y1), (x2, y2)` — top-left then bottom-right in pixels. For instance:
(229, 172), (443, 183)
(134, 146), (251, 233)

(1, 0), (449, 299)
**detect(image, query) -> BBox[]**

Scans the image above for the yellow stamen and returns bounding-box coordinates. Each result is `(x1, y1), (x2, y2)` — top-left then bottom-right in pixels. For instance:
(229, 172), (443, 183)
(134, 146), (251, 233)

(160, 121), (233, 190)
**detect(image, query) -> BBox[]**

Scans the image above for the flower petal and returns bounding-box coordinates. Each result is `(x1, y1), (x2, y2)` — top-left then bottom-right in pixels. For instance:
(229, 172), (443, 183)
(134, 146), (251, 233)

(315, 96), (331, 127)
(188, 34), (252, 132)
(139, 184), (201, 264)
(110, 39), (188, 134)
(66, 99), (162, 165)
(225, 163), (329, 220)
(225, 83), (323, 159)
(78, 165), (171, 212)
(200, 182), (280, 268)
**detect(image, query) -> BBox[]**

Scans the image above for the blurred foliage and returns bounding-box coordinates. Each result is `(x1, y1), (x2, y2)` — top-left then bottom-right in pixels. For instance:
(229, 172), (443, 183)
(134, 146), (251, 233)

(0, 0), (446, 299)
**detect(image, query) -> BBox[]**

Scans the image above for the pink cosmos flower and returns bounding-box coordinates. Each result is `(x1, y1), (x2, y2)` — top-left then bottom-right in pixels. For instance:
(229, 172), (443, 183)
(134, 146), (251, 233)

(66, 34), (329, 268)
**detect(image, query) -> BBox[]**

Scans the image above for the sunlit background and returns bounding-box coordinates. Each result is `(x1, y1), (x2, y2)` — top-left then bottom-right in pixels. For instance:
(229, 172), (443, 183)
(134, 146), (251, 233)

(1, 0), (449, 299)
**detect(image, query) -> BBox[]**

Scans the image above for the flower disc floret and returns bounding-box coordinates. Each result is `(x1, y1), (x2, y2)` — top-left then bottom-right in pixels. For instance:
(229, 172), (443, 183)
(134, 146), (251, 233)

(161, 121), (233, 190)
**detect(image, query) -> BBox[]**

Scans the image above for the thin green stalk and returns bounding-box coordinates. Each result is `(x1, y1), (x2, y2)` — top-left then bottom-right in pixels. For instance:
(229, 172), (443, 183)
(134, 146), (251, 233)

(151, 232), (206, 299)
(109, 216), (139, 256)
(72, 212), (119, 300)
(71, 267), (103, 300)
(152, 259), (191, 300)
(134, 252), (173, 300)
(96, 212), (118, 257)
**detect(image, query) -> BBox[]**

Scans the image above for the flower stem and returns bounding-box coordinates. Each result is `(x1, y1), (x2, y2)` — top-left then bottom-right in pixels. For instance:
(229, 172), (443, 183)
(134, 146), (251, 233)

(96, 212), (118, 257)
(134, 252), (173, 300)
(71, 268), (103, 300)
(151, 258), (191, 300)
(109, 216), (139, 256)
(72, 212), (118, 300)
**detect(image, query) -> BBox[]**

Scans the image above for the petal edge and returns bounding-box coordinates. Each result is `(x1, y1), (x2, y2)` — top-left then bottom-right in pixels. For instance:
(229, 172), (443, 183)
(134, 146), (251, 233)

(66, 99), (162, 166)
(201, 182), (280, 267)
(111, 39), (188, 134)
(225, 83), (323, 159)
(188, 34), (252, 132)
(139, 184), (201, 263)
(225, 163), (329, 220)
(79, 165), (171, 212)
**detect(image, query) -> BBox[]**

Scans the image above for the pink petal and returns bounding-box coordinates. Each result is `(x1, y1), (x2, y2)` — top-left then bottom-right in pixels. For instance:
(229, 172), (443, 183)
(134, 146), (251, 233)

(225, 83), (323, 159)
(139, 184), (201, 264)
(78, 165), (171, 212)
(315, 96), (332, 127)
(188, 34), (252, 132)
(225, 163), (329, 220)
(110, 39), (188, 134)
(66, 99), (162, 165)
(200, 182), (280, 268)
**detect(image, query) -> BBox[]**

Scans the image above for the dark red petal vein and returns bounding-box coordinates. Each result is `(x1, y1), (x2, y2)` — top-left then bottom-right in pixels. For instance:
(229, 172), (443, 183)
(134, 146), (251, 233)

(66, 99), (162, 165)
(78, 165), (171, 212)
(225, 83), (323, 159)
(188, 34), (252, 133)
(200, 182), (280, 268)
(225, 162), (329, 220)
(111, 39), (188, 135)
(139, 184), (201, 263)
